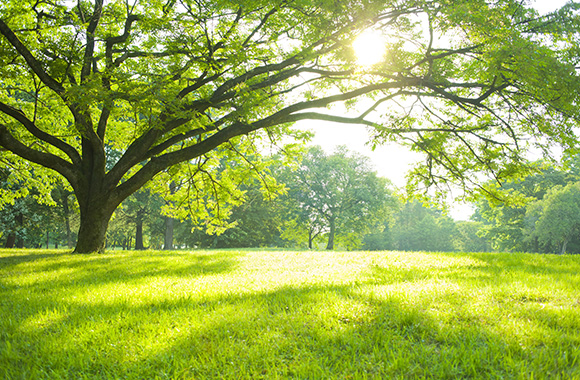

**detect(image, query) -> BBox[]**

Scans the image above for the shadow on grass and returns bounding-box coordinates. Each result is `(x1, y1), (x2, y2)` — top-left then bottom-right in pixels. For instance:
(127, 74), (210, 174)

(0, 249), (72, 267)
(0, 249), (242, 290)
(366, 251), (580, 288)
(1, 250), (579, 379)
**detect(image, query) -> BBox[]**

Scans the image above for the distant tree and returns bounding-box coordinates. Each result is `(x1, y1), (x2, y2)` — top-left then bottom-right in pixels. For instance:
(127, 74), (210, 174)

(475, 163), (572, 252)
(391, 200), (456, 252)
(0, 167), (67, 248)
(51, 185), (75, 248)
(282, 146), (391, 250)
(162, 182), (178, 250)
(362, 222), (395, 251)
(453, 221), (492, 253)
(117, 189), (164, 250)
(188, 182), (286, 248)
(533, 183), (580, 255)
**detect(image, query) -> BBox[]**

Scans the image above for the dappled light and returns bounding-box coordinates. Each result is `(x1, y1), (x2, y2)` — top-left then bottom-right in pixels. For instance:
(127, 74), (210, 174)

(1, 249), (578, 378)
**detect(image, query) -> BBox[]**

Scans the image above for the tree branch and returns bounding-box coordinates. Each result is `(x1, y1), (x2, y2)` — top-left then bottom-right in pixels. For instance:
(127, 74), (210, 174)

(81, 0), (103, 82)
(0, 19), (64, 94)
(0, 124), (78, 187)
(0, 101), (81, 165)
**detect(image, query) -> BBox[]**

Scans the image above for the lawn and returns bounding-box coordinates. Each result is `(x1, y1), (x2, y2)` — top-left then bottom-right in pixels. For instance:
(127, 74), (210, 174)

(0, 249), (579, 379)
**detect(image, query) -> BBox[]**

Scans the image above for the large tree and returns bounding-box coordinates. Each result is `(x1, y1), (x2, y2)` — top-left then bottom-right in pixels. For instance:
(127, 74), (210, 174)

(0, 0), (579, 253)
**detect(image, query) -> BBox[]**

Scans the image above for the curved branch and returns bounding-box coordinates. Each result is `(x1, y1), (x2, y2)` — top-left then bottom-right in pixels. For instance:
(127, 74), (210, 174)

(0, 19), (64, 94)
(0, 101), (81, 165)
(0, 124), (78, 187)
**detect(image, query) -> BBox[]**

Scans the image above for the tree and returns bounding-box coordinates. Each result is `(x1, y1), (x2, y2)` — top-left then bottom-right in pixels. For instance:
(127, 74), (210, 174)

(162, 181), (178, 250)
(1, 0), (579, 253)
(453, 221), (491, 253)
(188, 183), (285, 248)
(534, 182), (580, 255)
(0, 167), (68, 248)
(474, 162), (575, 252)
(390, 200), (456, 252)
(52, 185), (75, 248)
(283, 146), (391, 250)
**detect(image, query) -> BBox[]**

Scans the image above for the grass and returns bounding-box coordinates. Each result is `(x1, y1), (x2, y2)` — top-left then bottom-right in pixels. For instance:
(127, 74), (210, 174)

(0, 249), (579, 379)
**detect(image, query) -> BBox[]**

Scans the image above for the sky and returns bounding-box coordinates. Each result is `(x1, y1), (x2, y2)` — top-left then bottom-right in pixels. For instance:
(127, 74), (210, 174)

(297, 0), (570, 220)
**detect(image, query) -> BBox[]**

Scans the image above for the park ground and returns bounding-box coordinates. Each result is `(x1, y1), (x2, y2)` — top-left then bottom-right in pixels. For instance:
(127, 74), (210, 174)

(0, 248), (579, 379)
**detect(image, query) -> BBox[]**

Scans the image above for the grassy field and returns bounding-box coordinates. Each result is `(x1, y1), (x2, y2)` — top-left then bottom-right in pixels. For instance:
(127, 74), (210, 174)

(0, 249), (579, 379)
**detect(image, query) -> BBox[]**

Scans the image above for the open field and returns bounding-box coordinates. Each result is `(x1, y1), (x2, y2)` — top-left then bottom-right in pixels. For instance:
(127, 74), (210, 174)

(0, 249), (579, 379)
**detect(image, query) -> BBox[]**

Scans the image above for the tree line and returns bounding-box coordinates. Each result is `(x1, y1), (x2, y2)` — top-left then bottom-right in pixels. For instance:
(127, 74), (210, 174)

(5, 145), (577, 254)
(475, 155), (580, 255)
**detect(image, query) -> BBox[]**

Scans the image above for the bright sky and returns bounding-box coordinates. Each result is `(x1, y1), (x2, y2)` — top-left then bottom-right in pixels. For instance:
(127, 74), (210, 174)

(298, 0), (569, 220)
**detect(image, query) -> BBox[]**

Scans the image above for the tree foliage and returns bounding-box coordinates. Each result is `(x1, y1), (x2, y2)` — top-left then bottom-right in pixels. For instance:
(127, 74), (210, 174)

(475, 157), (580, 254)
(533, 182), (580, 254)
(281, 146), (391, 250)
(0, 0), (579, 252)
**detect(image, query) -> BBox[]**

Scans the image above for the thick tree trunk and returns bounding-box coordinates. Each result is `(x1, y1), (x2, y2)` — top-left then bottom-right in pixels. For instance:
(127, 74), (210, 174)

(326, 218), (336, 250)
(308, 230), (313, 250)
(163, 216), (174, 250)
(74, 204), (115, 254)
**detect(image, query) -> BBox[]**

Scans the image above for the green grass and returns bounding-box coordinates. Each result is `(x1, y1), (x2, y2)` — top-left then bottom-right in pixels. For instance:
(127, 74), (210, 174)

(0, 249), (579, 379)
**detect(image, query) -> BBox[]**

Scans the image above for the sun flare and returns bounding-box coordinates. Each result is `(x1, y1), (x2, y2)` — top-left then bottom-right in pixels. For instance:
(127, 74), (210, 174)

(352, 29), (386, 66)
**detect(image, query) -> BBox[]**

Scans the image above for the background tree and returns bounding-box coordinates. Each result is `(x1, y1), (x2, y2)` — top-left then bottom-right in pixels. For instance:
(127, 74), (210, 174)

(533, 182), (580, 255)
(0, 0), (579, 253)
(184, 183), (285, 249)
(390, 200), (456, 252)
(475, 162), (576, 252)
(51, 185), (75, 248)
(453, 221), (492, 253)
(282, 146), (391, 250)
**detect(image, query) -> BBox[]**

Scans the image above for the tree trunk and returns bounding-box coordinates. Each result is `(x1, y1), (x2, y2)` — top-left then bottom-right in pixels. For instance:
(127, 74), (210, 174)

(163, 216), (174, 250)
(135, 217), (145, 250)
(74, 204), (115, 254)
(560, 238), (568, 255)
(308, 230), (313, 250)
(163, 182), (177, 250)
(326, 218), (336, 250)
(4, 233), (15, 248)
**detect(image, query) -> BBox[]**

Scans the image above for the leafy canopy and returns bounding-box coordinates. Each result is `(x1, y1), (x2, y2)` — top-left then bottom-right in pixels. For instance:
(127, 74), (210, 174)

(0, 0), (579, 252)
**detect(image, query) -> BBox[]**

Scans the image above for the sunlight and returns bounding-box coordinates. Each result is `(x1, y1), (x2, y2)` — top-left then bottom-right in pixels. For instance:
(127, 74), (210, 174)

(352, 29), (386, 66)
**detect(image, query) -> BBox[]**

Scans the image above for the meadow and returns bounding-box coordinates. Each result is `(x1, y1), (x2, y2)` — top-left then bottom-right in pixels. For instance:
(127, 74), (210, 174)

(0, 248), (578, 379)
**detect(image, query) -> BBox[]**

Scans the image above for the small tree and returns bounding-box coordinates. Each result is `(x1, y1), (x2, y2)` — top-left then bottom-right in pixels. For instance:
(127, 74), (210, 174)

(534, 183), (580, 255)
(283, 146), (391, 250)
(390, 200), (456, 252)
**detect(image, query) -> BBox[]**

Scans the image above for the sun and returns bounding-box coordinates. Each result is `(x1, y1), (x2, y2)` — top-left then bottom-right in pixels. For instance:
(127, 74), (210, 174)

(352, 29), (386, 66)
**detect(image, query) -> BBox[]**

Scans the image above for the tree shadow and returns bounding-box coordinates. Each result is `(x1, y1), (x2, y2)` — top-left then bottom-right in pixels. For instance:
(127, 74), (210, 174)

(0, 249), (72, 267)
(1, 250), (579, 379)
(0, 249), (242, 290)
